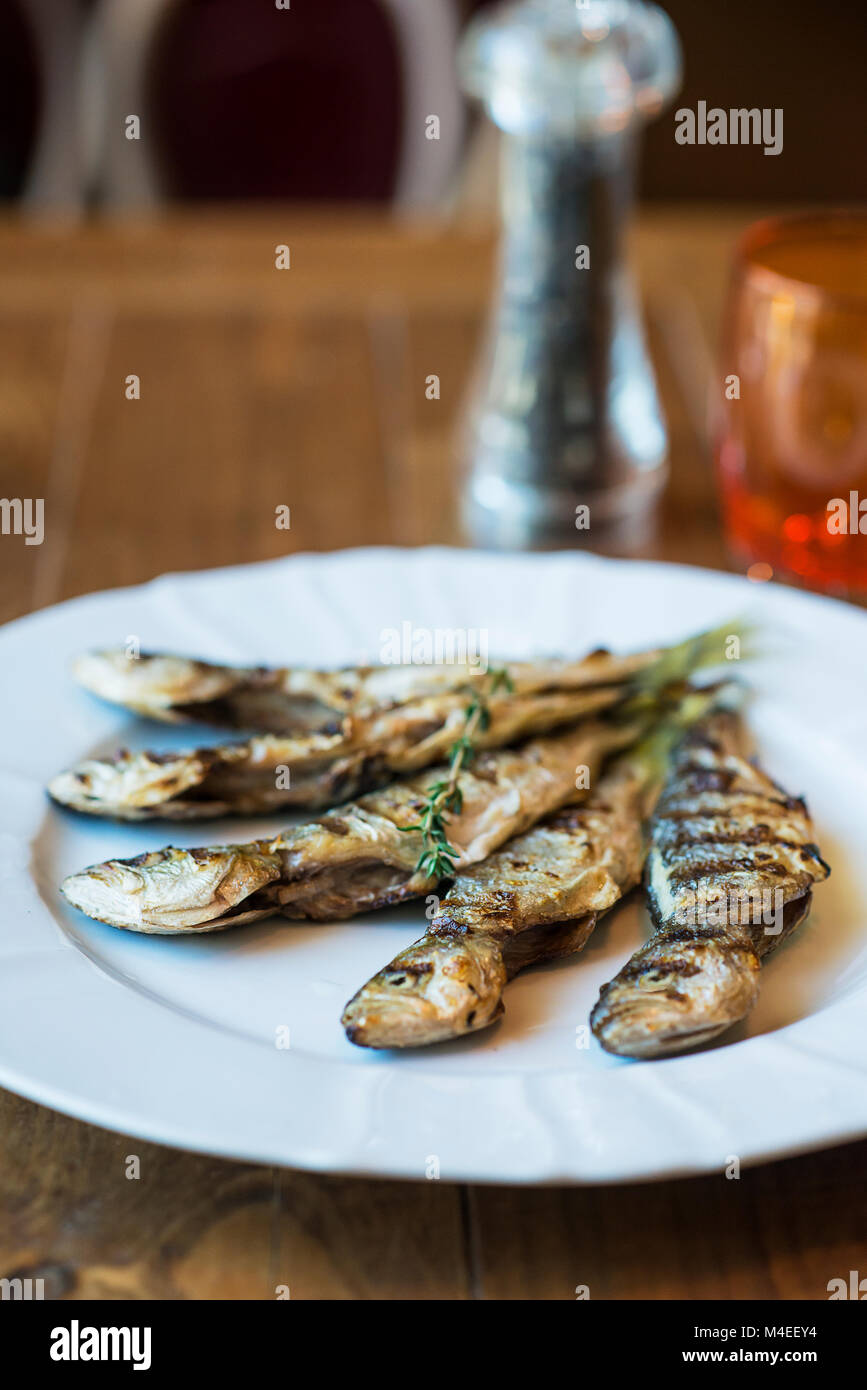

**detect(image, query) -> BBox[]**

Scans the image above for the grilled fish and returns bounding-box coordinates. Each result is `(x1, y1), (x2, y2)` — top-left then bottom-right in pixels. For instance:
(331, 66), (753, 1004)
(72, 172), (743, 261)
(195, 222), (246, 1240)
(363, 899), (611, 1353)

(61, 718), (642, 933)
(590, 711), (830, 1058)
(340, 689), (724, 1049)
(71, 648), (660, 732)
(342, 749), (656, 1048)
(48, 684), (624, 820)
(53, 627), (740, 821)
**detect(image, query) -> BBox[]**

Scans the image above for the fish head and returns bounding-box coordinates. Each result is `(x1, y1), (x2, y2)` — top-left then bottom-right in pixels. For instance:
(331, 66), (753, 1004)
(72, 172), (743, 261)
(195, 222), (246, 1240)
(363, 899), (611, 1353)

(342, 932), (508, 1048)
(72, 651), (242, 715)
(48, 750), (214, 816)
(590, 931), (762, 1058)
(61, 844), (281, 933)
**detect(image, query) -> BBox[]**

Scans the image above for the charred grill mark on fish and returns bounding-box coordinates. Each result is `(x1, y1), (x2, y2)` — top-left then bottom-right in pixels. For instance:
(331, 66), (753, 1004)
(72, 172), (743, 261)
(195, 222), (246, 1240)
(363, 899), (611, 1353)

(61, 719), (641, 933)
(341, 745), (660, 1049)
(48, 685), (629, 820)
(54, 631), (735, 821)
(590, 712), (830, 1059)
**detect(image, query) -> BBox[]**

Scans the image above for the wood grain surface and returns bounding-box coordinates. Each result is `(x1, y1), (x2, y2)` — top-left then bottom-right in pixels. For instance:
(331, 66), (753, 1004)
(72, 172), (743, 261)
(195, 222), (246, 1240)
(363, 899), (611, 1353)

(0, 207), (863, 1301)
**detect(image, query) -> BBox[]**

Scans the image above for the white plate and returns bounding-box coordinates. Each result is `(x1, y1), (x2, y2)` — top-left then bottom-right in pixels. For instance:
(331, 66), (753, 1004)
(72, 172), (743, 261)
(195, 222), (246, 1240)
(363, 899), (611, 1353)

(2, 548), (866, 1184)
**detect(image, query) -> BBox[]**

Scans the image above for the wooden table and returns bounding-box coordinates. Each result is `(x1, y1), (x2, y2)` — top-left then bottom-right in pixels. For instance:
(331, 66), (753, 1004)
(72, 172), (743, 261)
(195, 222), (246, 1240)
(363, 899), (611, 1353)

(1, 207), (863, 1300)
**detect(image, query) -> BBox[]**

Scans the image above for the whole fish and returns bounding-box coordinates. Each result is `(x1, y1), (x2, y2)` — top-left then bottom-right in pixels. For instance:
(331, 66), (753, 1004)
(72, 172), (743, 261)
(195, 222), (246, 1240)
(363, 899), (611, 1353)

(341, 692), (721, 1049)
(342, 752), (654, 1048)
(53, 627), (740, 821)
(48, 684), (624, 820)
(61, 718), (642, 933)
(71, 648), (660, 732)
(590, 711), (830, 1058)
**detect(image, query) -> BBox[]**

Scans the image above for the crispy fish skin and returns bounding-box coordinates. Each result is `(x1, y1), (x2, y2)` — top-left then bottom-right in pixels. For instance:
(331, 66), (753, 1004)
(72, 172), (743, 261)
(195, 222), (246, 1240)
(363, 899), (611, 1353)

(56, 628), (735, 819)
(48, 685), (625, 820)
(590, 712), (830, 1059)
(61, 719), (641, 934)
(342, 753), (653, 1048)
(72, 649), (659, 732)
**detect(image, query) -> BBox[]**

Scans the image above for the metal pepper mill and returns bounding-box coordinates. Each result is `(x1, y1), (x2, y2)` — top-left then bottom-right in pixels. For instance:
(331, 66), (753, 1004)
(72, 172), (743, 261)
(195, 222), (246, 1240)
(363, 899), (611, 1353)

(458, 0), (681, 550)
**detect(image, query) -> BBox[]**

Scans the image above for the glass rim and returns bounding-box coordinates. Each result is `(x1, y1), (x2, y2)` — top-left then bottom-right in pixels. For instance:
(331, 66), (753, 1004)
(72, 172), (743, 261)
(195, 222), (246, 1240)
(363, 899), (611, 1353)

(734, 208), (867, 312)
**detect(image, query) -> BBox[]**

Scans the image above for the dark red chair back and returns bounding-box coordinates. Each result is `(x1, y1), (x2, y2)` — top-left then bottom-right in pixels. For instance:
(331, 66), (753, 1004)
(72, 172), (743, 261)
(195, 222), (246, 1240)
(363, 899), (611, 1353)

(148, 0), (404, 202)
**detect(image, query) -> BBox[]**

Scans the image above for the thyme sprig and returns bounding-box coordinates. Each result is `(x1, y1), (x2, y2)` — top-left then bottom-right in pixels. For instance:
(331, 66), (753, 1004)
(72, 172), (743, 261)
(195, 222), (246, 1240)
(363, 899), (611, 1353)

(401, 667), (515, 879)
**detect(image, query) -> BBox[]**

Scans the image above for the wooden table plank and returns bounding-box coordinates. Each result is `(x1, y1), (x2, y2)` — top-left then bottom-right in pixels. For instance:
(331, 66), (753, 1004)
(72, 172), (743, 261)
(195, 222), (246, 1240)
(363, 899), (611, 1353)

(0, 1092), (469, 1300)
(60, 309), (393, 597)
(272, 1172), (470, 1301)
(0, 214), (496, 315)
(383, 306), (485, 546)
(470, 1139), (867, 1300)
(0, 205), (763, 626)
(0, 310), (75, 624)
(0, 1091), (277, 1300)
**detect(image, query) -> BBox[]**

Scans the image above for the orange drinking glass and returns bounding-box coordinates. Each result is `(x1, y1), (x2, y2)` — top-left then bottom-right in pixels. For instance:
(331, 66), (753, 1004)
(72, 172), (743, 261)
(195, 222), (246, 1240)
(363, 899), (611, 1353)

(715, 212), (867, 599)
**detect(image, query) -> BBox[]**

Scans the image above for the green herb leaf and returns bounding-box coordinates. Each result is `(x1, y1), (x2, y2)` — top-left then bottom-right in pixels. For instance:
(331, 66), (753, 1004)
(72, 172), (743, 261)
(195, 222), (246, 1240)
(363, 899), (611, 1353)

(408, 665), (511, 878)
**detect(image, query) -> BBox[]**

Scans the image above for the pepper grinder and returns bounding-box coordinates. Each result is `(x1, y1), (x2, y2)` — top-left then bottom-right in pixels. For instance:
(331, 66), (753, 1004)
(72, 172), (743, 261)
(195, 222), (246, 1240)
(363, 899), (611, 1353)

(458, 0), (682, 550)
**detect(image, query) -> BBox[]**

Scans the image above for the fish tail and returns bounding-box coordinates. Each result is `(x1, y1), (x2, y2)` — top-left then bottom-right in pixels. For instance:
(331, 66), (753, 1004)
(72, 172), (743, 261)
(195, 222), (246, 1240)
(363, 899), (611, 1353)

(630, 620), (752, 701)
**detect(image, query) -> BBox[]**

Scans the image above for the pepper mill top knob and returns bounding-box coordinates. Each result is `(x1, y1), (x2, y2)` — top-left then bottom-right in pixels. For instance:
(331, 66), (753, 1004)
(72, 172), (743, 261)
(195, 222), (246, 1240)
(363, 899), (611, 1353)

(460, 0), (682, 139)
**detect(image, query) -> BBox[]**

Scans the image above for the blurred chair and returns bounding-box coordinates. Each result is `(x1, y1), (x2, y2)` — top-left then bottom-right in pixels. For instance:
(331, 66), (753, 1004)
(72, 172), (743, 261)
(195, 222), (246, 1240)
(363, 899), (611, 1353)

(88, 0), (465, 209)
(16, 0), (87, 211)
